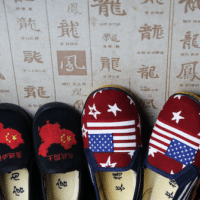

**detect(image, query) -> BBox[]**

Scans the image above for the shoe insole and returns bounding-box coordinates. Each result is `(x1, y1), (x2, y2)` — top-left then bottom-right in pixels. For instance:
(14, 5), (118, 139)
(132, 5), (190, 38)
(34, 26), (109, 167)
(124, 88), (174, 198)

(0, 168), (29, 200)
(45, 170), (79, 200)
(95, 169), (136, 200)
(142, 168), (179, 200)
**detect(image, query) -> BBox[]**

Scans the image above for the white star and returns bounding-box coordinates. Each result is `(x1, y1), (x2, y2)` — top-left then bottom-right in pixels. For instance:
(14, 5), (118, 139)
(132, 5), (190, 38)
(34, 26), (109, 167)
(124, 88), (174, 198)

(172, 111), (185, 123)
(107, 103), (122, 116)
(88, 104), (101, 119)
(128, 150), (135, 158)
(174, 95), (182, 100)
(148, 146), (159, 157)
(127, 96), (134, 105)
(82, 124), (87, 137)
(100, 156), (117, 168)
(93, 90), (103, 98)
(170, 170), (174, 174)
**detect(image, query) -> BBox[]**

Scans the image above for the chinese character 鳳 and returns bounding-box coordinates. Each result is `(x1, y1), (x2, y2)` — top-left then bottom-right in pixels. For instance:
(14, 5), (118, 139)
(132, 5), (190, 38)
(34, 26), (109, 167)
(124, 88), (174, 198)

(179, 0), (200, 13)
(140, 99), (157, 109)
(68, 3), (82, 14)
(177, 61), (200, 81)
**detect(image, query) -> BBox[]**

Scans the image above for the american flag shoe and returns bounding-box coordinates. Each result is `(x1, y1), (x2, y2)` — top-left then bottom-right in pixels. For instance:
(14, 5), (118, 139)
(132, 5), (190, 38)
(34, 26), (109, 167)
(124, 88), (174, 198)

(145, 92), (200, 200)
(82, 86), (143, 200)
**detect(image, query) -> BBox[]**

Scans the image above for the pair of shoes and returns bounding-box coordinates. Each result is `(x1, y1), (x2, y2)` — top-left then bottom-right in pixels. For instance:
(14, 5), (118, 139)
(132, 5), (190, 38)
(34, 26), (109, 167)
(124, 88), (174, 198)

(81, 86), (200, 200)
(0, 102), (90, 199)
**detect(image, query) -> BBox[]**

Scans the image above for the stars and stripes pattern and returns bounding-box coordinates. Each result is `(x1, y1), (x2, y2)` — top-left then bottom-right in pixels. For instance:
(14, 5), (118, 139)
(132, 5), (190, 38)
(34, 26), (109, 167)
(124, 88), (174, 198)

(87, 120), (136, 154)
(149, 119), (200, 165)
(82, 87), (141, 168)
(148, 93), (200, 174)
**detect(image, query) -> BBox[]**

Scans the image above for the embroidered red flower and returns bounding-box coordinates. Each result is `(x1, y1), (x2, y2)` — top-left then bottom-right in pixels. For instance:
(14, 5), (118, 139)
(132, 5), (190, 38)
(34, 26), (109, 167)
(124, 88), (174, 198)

(0, 123), (24, 149)
(38, 121), (77, 157)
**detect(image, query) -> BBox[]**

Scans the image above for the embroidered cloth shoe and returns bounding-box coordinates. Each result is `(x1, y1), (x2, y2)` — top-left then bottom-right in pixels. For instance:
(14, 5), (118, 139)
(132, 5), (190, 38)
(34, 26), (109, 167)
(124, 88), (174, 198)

(0, 103), (41, 200)
(32, 102), (84, 200)
(143, 92), (200, 200)
(82, 86), (143, 200)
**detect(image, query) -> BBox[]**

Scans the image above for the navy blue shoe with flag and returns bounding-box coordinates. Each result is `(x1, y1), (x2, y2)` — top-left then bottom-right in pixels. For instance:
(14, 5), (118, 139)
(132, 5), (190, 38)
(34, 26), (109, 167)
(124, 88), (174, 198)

(143, 92), (200, 200)
(82, 86), (143, 200)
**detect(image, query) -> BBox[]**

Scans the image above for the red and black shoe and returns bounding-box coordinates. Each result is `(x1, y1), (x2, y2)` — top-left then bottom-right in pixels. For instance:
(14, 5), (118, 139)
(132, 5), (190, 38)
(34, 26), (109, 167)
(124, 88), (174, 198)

(32, 102), (90, 200)
(0, 103), (42, 200)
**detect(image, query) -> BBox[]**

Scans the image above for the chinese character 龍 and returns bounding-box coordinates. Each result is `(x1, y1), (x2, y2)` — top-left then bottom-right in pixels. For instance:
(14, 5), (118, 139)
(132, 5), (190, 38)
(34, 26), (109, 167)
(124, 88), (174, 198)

(18, 18), (40, 31)
(138, 24), (164, 40)
(100, 57), (121, 72)
(180, 31), (200, 49)
(23, 51), (43, 63)
(91, 0), (127, 17)
(58, 20), (80, 38)
(24, 86), (50, 98)
(137, 65), (159, 79)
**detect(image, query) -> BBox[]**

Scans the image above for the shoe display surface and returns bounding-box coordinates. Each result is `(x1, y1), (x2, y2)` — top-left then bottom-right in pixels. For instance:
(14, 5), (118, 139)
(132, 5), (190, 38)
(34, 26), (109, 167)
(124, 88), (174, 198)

(143, 93), (200, 200)
(0, 103), (38, 200)
(82, 86), (143, 200)
(32, 102), (84, 200)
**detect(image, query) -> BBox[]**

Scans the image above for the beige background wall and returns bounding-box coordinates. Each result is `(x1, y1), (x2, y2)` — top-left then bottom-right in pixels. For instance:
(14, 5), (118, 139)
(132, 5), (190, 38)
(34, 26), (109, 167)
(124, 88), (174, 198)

(0, 0), (200, 127)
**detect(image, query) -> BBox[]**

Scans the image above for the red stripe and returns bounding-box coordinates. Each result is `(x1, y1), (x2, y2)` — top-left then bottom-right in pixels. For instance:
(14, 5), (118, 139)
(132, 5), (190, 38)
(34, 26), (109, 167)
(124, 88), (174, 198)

(114, 147), (136, 151)
(149, 144), (165, 154)
(155, 123), (199, 147)
(113, 133), (135, 137)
